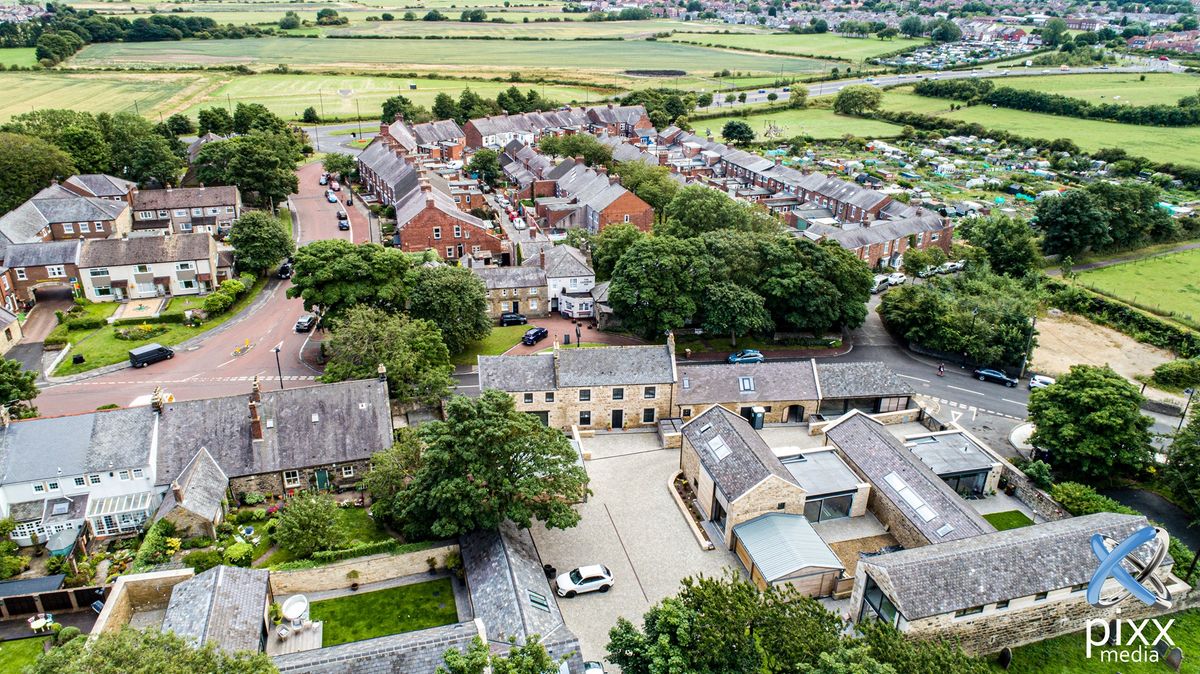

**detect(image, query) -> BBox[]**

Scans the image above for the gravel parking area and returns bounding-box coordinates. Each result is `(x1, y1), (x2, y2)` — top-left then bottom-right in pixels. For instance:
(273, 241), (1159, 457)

(531, 431), (742, 664)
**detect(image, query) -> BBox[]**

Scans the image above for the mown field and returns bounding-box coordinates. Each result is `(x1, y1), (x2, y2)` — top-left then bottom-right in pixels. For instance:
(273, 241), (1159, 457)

(0, 71), (207, 122)
(667, 32), (927, 61)
(990, 71), (1200, 106)
(0, 47), (37, 67)
(73, 37), (833, 75)
(881, 88), (1200, 166)
(1076, 248), (1200, 325)
(693, 107), (903, 140)
(69, 0), (575, 24)
(180, 73), (612, 120)
(328, 18), (719, 39)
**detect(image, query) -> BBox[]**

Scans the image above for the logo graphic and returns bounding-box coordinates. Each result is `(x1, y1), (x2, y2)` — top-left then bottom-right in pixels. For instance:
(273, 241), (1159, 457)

(1086, 525), (1173, 609)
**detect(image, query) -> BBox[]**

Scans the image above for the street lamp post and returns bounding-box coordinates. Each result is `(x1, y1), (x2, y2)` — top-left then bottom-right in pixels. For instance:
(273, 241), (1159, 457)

(273, 345), (284, 390)
(1179, 387), (1196, 432)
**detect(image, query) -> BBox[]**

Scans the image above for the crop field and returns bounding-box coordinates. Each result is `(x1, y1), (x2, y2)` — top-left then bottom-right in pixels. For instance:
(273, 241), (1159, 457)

(0, 71), (208, 122)
(178, 73), (613, 120)
(0, 47), (37, 67)
(667, 32), (927, 61)
(692, 107), (903, 140)
(1076, 249), (1200, 325)
(990, 71), (1200, 106)
(882, 89), (1200, 166)
(328, 18), (713, 39)
(73, 37), (833, 75)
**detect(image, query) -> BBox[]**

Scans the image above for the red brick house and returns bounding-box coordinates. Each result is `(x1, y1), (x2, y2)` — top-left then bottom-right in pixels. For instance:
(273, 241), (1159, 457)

(803, 210), (954, 269)
(0, 184), (131, 246)
(1, 239), (81, 305)
(532, 161), (654, 234)
(395, 182), (508, 263)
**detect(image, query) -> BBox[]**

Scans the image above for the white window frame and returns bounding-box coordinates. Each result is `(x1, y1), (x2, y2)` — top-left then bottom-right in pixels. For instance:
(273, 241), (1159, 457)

(46, 265), (66, 278)
(176, 262), (194, 271)
(88, 268), (109, 278)
(174, 209), (188, 217)
(283, 470), (301, 488)
(33, 483), (44, 493)
(433, 227), (442, 240)
(79, 222), (90, 233)
(74, 476), (86, 487)
(454, 225), (462, 238)
(132, 468), (144, 479)
(88, 474), (101, 485)
(341, 465), (354, 478)
(94, 221), (104, 233)
(118, 470), (130, 480)
(15, 269), (27, 281)
(47, 481), (59, 491)
(63, 222), (74, 234)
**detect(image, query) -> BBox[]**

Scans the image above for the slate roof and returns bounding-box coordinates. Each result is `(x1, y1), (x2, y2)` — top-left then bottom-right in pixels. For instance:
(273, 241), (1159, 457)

(0, 308), (16, 329)
(272, 622), (481, 674)
(2, 240), (80, 268)
(0, 185), (130, 244)
(682, 405), (798, 501)
(358, 141), (421, 198)
(155, 379), (392, 484)
(824, 412), (992, 544)
(471, 265), (546, 290)
(0, 575), (65, 599)
(733, 513), (843, 582)
(859, 513), (1157, 620)
(815, 361), (914, 400)
(523, 244), (592, 279)
(132, 186), (239, 211)
(77, 233), (215, 268)
(556, 344), (674, 387)
(63, 174), (135, 199)
(162, 565), (269, 654)
(0, 407), (155, 484)
(590, 280), (610, 305)
(478, 354), (556, 392)
(394, 183), (490, 233)
(805, 212), (947, 250)
(677, 361), (819, 405)
(412, 119), (466, 146)
(157, 447), (229, 523)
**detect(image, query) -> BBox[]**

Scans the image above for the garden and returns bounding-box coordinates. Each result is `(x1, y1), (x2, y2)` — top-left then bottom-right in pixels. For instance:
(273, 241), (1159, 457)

(995, 609), (1200, 673)
(307, 579), (459, 647)
(0, 637), (47, 674)
(980, 510), (1033, 531)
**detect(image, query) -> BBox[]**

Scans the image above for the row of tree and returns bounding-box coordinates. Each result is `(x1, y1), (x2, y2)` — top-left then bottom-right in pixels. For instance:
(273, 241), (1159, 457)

(380, 85), (562, 127)
(1035, 182), (1177, 258)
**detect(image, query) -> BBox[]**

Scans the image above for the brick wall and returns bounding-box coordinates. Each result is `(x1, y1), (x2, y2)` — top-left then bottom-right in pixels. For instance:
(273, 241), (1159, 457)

(597, 191), (654, 233)
(397, 204), (505, 262)
(12, 264), (80, 302)
(267, 543), (459, 595)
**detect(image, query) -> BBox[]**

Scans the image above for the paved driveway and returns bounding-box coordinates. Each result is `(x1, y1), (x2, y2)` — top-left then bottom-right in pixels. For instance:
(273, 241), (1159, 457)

(531, 431), (742, 665)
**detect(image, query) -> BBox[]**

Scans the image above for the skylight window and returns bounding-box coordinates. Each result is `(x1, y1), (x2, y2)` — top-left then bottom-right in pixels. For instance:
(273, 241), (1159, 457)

(739, 376), (754, 392)
(936, 523), (956, 538)
(883, 472), (938, 523)
(708, 436), (732, 461)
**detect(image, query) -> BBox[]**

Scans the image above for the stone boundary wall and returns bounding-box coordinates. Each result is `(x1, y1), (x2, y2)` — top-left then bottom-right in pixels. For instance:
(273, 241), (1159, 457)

(267, 543), (458, 595)
(91, 569), (194, 636)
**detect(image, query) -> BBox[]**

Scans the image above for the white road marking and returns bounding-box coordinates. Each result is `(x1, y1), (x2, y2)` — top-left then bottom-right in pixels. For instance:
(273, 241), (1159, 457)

(216, 358), (236, 368)
(947, 385), (985, 396)
(897, 374), (931, 383)
(1002, 398), (1029, 407)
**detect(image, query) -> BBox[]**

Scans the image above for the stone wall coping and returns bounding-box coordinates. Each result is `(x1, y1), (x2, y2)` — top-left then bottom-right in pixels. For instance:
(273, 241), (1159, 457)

(668, 469), (715, 552)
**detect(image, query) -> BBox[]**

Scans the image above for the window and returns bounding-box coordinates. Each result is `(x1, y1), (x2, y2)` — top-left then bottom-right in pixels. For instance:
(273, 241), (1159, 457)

(545, 392), (554, 402)
(88, 474), (101, 485)
(529, 299), (538, 310)
(226, 206), (235, 214)
(860, 575), (899, 626)
(207, 207), (219, 215)
(446, 247), (455, 258)
(642, 408), (655, 423)
(181, 280), (195, 290)
(158, 210), (168, 218)
(579, 389), (591, 402)
(883, 472), (938, 523)
(624, 214), (631, 223)
(739, 376), (754, 392)
(802, 491), (855, 523)
(63, 222), (74, 234)
(135, 265), (149, 273)
(501, 289), (508, 298)
(74, 477), (86, 487)
(79, 222), (90, 233)
(47, 481), (59, 491)
(1034, 591), (1049, 601)
(524, 393), (534, 404)
(118, 470), (129, 480)
(191, 208), (203, 216)
(529, 288), (537, 295)
(454, 225), (462, 238)
(283, 470), (301, 488)
(570, 278), (578, 288)
(177, 262), (194, 271)
(88, 268), (109, 277)
(995, 600), (1010, 609)
(174, 209), (187, 217)
(94, 221), (104, 233)
(3, 329), (9, 341)
(47, 265), (65, 278)
(954, 606), (984, 618)
(33, 483), (44, 493)
(644, 386), (656, 399)
(433, 227), (442, 240)
(132, 468), (144, 479)
(612, 388), (624, 401)
(342, 465), (355, 478)
(15, 268), (26, 281)
(930, 232), (940, 242)
(682, 408), (692, 418)
(95, 286), (112, 297)
(579, 411), (591, 425)
(1071, 583), (1088, 593)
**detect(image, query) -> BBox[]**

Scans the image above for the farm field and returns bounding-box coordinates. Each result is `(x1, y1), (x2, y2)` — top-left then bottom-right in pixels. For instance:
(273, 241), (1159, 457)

(987, 71), (1200, 106)
(0, 47), (37, 67)
(881, 89), (1200, 166)
(667, 32), (927, 61)
(328, 18), (719, 39)
(72, 36), (834, 76)
(693, 107), (903, 140)
(0, 71), (209, 122)
(178, 74), (613, 120)
(69, 0), (575, 24)
(1076, 248), (1200, 326)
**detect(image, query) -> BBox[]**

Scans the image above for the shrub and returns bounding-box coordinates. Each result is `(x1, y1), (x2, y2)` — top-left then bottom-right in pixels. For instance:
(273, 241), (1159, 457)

(242, 491), (266, 506)
(44, 555), (72, 575)
(183, 549), (223, 573)
(223, 542), (253, 567)
(219, 278), (246, 297)
(114, 324), (168, 341)
(181, 536), (212, 550)
(56, 626), (82, 646)
(165, 537), (182, 556)
(64, 315), (107, 330)
(1151, 358), (1200, 389)
(131, 519), (178, 571)
(215, 522), (235, 537)
(251, 508), (267, 521)
(1023, 460), (1054, 489)
(43, 324), (69, 348)
(1050, 482), (1138, 517)
(202, 292), (234, 315)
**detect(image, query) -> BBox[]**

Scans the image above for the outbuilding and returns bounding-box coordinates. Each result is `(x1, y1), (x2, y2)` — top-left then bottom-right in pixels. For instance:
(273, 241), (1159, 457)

(733, 512), (844, 596)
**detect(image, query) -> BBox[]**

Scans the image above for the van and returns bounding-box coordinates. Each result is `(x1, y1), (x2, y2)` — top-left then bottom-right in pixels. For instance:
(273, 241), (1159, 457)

(871, 275), (890, 294)
(128, 343), (174, 368)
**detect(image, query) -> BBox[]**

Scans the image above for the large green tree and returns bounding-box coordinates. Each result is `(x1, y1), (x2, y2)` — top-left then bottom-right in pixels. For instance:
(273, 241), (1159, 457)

(101, 112), (184, 186)
(1028, 364), (1154, 483)
(852, 620), (991, 674)
(466, 149), (502, 187)
(833, 85), (883, 116)
(589, 222), (646, 281)
(959, 214), (1040, 277)
(657, 184), (779, 239)
(321, 306), (453, 405)
(195, 132), (301, 206)
(609, 236), (712, 339)
(721, 119), (755, 145)
(198, 107), (235, 136)
(612, 161), (680, 220)
(1163, 407), (1200, 513)
(1036, 189), (1109, 258)
(438, 636), (563, 674)
(702, 282), (773, 346)
(227, 211), (294, 275)
(360, 428), (425, 526)
(407, 266), (491, 355)
(0, 132), (76, 213)
(0, 358), (39, 418)
(395, 390), (589, 539)
(1042, 17), (1069, 46)
(26, 628), (277, 674)
(322, 153), (356, 182)
(287, 240), (414, 320)
(538, 133), (612, 167)
(274, 491), (341, 558)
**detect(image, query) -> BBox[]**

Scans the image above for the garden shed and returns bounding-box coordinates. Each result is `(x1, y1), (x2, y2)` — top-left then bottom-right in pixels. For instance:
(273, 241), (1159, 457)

(732, 513), (844, 597)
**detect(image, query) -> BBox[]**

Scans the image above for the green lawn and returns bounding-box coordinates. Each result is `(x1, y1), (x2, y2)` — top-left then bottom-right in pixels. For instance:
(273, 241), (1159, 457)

(982, 510), (1034, 531)
(993, 72), (1200, 107)
(881, 88), (1200, 167)
(996, 608), (1200, 673)
(53, 277), (269, 377)
(310, 579), (458, 647)
(0, 637), (47, 674)
(0, 71), (208, 123)
(694, 107), (903, 140)
(0, 47), (37, 67)
(452, 324), (530, 366)
(259, 507), (392, 567)
(1076, 248), (1200, 324)
(667, 32), (927, 61)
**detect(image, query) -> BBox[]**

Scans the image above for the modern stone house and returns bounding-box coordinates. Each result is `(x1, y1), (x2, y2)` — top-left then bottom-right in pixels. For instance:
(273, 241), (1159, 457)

(162, 565), (271, 654)
(478, 341), (677, 430)
(470, 265), (549, 319)
(813, 362), (914, 416)
(851, 512), (1191, 655)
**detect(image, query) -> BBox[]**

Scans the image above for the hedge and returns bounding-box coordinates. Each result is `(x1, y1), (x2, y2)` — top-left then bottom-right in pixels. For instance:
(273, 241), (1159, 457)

(310, 539), (437, 563)
(1151, 358), (1200, 389)
(43, 324), (69, 348)
(63, 315), (107, 330)
(112, 312), (188, 327)
(1045, 279), (1200, 358)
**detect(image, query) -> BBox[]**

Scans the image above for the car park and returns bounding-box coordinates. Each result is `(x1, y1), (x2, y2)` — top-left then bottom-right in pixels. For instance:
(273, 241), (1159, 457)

(1029, 374), (1057, 390)
(499, 312), (527, 326)
(295, 315), (318, 332)
(128, 343), (174, 368)
(522, 327), (549, 346)
(727, 349), (765, 364)
(276, 262), (293, 279)
(887, 272), (907, 286)
(973, 368), (1018, 387)
(555, 564), (614, 598)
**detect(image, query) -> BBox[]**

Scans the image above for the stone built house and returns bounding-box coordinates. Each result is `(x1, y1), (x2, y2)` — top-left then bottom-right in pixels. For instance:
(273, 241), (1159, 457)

(0, 308), (21, 355)
(470, 265), (549, 319)
(162, 565), (271, 655)
(130, 185), (242, 237)
(155, 448), (228, 539)
(76, 232), (226, 302)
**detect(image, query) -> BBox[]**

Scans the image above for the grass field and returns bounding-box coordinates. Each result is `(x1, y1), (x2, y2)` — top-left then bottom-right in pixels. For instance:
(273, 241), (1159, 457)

(0, 637), (47, 674)
(329, 18), (718, 39)
(667, 32), (927, 61)
(693, 107), (903, 140)
(180, 74), (612, 120)
(452, 324), (528, 366)
(995, 609), (1200, 673)
(0, 47), (37, 67)
(310, 580), (459, 647)
(993, 72), (1200, 106)
(73, 37), (833, 75)
(881, 89), (1200, 166)
(0, 71), (208, 122)
(981, 510), (1034, 531)
(1076, 248), (1200, 324)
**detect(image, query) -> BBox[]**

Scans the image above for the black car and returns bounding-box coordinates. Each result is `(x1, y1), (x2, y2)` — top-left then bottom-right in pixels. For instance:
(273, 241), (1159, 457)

(276, 262), (293, 279)
(295, 315), (318, 332)
(500, 312), (527, 326)
(973, 368), (1018, 387)
(521, 327), (549, 346)
(336, 210), (348, 221)
(338, 220), (350, 231)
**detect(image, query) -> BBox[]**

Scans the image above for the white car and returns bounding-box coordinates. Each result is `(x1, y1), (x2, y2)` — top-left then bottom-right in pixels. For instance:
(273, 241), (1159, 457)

(887, 273), (907, 286)
(555, 564), (613, 598)
(1029, 374), (1057, 390)
(583, 663), (607, 674)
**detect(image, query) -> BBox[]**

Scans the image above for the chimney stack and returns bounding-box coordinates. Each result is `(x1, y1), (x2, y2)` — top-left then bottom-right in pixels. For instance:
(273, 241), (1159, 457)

(609, 176), (619, 186)
(380, 122), (390, 137)
(249, 400), (263, 441)
(539, 250), (545, 268)
(171, 481), (183, 503)
(596, 166), (607, 176)
(574, 156), (584, 165)
(250, 376), (262, 404)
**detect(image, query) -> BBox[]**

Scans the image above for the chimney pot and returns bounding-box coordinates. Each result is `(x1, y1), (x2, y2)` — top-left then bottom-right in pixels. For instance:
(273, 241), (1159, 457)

(539, 250), (545, 268)
(596, 166), (607, 176)
(171, 482), (183, 503)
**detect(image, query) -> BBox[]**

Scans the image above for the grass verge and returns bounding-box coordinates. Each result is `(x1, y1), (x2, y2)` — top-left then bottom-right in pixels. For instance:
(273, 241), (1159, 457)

(452, 324), (529, 366)
(982, 510), (1034, 531)
(996, 608), (1200, 673)
(0, 637), (47, 674)
(310, 579), (458, 647)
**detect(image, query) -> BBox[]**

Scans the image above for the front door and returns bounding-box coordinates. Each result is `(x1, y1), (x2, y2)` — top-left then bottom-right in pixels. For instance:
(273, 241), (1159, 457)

(787, 405), (805, 423)
(315, 469), (330, 491)
(611, 409), (624, 429)
(511, 301), (519, 313)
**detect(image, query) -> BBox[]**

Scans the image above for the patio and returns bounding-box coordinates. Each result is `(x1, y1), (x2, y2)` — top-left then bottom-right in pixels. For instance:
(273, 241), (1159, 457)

(111, 298), (165, 321)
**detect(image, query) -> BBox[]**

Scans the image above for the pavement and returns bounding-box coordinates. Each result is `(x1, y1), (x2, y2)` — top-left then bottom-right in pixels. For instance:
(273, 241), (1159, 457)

(32, 161), (356, 417)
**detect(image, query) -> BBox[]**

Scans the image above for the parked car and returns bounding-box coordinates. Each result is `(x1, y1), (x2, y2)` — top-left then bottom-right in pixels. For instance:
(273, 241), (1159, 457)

(522, 326), (549, 346)
(326, 192), (338, 203)
(336, 210), (348, 221)
(276, 262), (293, 279)
(935, 262), (957, 274)
(583, 662), (607, 673)
(330, 180), (341, 192)
(128, 343), (174, 368)
(338, 219), (350, 231)
(499, 312), (527, 326)
(512, 218), (528, 231)
(887, 272), (907, 286)
(871, 275), (890, 294)
(727, 349), (765, 364)
(555, 564), (613, 598)
(319, 175), (328, 186)
(917, 266), (937, 278)
(973, 368), (1018, 387)
(1029, 374), (1057, 390)
(294, 315), (318, 332)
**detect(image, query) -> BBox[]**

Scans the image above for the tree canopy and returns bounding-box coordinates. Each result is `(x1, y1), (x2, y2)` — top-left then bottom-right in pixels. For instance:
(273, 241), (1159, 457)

(287, 240), (414, 320)
(406, 266), (491, 355)
(721, 119), (755, 145)
(227, 211), (294, 275)
(609, 235), (712, 339)
(611, 161), (680, 220)
(274, 491), (341, 559)
(0, 358), (39, 418)
(26, 628), (277, 674)
(0, 132), (76, 214)
(538, 133), (612, 167)
(438, 636), (563, 674)
(958, 214), (1040, 277)
(833, 85), (883, 116)
(589, 222), (646, 282)
(466, 149), (502, 187)
(194, 131), (303, 206)
(320, 306), (453, 405)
